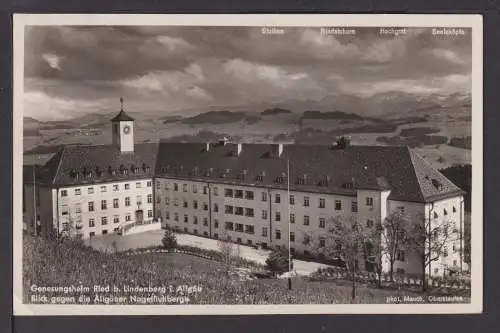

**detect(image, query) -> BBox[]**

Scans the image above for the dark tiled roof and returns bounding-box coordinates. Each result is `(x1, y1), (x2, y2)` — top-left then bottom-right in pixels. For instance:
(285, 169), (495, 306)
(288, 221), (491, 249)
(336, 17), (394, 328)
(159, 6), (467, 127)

(155, 142), (462, 202)
(36, 143), (158, 186)
(29, 141), (463, 203)
(110, 110), (134, 122)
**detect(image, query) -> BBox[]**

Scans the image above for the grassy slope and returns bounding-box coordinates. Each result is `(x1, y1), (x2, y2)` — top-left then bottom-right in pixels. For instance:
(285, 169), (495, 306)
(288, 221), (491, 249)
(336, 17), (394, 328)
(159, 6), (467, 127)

(24, 234), (419, 305)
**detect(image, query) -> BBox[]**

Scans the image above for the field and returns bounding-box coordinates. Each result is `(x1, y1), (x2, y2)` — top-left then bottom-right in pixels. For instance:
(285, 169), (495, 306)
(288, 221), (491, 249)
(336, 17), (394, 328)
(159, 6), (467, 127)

(24, 234), (430, 305)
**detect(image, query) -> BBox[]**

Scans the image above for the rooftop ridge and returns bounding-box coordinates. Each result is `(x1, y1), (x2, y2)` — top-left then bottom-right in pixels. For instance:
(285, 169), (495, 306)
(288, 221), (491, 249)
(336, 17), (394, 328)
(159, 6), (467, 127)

(407, 147), (427, 203)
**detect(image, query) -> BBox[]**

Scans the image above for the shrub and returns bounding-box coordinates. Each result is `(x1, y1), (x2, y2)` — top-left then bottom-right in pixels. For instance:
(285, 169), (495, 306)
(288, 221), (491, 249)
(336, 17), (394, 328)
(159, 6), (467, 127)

(265, 246), (292, 276)
(161, 228), (177, 250)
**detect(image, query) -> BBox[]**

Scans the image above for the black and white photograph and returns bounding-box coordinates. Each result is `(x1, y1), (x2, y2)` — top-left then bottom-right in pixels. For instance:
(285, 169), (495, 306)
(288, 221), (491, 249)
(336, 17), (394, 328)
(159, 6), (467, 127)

(13, 14), (483, 315)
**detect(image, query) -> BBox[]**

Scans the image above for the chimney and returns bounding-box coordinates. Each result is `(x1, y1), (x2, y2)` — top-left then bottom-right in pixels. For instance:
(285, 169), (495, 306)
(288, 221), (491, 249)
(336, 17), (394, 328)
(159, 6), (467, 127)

(206, 142), (211, 152)
(237, 143), (243, 156)
(271, 143), (284, 157)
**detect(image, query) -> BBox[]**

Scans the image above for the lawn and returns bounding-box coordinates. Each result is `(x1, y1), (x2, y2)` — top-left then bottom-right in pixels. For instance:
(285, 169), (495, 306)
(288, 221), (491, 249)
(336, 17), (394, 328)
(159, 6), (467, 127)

(23, 234), (460, 305)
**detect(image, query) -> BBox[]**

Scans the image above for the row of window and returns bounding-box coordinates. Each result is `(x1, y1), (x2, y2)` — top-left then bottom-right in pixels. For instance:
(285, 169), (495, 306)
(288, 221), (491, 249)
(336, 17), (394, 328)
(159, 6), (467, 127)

(84, 210), (155, 227)
(87, 228), (121, 237)
(164, 198), (209, 210)
(60, 181), (153, 197)
(61, 195), (153, 214)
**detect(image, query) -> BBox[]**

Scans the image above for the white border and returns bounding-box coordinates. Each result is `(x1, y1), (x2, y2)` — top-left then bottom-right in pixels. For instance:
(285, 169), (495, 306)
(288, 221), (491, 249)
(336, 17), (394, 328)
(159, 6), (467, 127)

(13, 14), (483, 315)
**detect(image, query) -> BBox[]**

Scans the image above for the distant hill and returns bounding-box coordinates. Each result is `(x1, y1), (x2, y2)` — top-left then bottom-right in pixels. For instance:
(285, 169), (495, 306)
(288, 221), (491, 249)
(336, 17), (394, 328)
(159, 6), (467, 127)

(182, 111), (249, 124)
(261, 108), (292, 116)
(300, 110), (364, 120)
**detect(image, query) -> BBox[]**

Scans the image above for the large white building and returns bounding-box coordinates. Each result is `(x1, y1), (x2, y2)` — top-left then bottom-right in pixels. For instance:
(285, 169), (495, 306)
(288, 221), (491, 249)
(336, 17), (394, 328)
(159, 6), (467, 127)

(23, 107), (467, 278)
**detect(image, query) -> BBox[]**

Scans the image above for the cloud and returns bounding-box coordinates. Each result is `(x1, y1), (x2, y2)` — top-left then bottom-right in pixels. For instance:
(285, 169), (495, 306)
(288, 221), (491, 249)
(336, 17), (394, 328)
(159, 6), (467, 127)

(23, 26), (472, 120)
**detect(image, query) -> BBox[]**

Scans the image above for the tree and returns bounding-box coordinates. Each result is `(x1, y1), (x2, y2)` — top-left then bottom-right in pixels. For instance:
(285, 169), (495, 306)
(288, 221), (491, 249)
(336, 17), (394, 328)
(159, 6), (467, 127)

(379, 211), (412, 282)
(305, 215), (370, 301)
(161, 227), (177, 250)
(217, 232), (241, 271)
(265, 246), (292, 276)
(408, 215), (456, 291)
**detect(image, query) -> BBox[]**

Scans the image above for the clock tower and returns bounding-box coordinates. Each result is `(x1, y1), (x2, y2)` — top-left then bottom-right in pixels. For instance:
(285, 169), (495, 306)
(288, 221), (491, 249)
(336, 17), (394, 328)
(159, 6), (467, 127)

(111, 97), (135, 153)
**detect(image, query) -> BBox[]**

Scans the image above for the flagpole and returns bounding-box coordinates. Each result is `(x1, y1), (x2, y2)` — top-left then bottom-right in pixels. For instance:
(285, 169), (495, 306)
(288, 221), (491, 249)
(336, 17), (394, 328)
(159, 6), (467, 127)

(33, 165), (37, 236)
(287, 158), (292, 290)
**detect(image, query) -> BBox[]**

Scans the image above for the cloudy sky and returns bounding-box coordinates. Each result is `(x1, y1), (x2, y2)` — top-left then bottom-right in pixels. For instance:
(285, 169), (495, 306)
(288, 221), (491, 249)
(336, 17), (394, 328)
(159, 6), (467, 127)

(24, 26), (472, 121)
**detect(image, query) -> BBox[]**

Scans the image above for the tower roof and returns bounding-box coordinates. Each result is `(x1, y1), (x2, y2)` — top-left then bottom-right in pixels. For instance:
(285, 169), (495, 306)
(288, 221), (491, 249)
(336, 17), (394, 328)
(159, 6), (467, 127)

(111, 110), (135, 122)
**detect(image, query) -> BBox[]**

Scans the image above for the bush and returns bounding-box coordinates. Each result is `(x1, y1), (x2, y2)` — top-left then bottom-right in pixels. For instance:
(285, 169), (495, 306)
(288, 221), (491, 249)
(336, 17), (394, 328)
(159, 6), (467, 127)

(161, 228), (177, 250)
(265, 246), (292, 276)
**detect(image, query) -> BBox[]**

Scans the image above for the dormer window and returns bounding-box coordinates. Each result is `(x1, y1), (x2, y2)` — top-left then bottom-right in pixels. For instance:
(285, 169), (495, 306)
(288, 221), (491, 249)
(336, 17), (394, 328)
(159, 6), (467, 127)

(342, 182), (353, 189)
(431, 179), (443, 191)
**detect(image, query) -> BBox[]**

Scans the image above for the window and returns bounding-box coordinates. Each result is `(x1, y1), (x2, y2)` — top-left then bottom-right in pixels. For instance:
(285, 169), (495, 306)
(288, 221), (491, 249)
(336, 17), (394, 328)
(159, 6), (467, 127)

(261, 192), (267, 202)
(275, 230), (281, 240)
(351, 201), (358, 213)
(289, 195), (295, 205)
(100, 185), (107, 193)
(290, 213), (295, 224)
(203, 186), (208, 195)
(148, 210), (153, 218)
(444, 208), (448, 216)
(174, 212), (179, 221)
(124, 183), (130, 190)
(225, 205), (234, 214)
(396, 250), (406, 261)
(113, 184), (119, 191)
(203, 218), (208, 226)
(262, 227), (268, 237)
(183, 200), (188, 208)
(275, 212), (281, 222)
(165, 211), (170, 220)
(147, 181), (152, 187)
(174, 183), (178, 191)
(366, 197), (373, 206)
(303, 196), (310, 207)
(88, 187), (94, 194)
(89, 231), (95, 237)
(184, 214), (189, 223)
(61, 204), (69, 215)
(137, 196), (143, 205)
(225, 188), (233, 197)
(213, 203), (218, 212)
(245, 208), (254, 217)
(235, 190), (243, 198)
(434, 212), (439, 219)
(61, 190), (68, 197)
(319, 198), (326, 208)
(88, 201), (94, 212)
(203, 203), (208, 211)
(89, 218), (95, 227)
(275, 194), (281, 203)
(235, 223), (244, 232)
(74, 188), (81, 196)
(193, 216), (198, 224)
(165, 197), (170, 205)
(114, 227), (119, 233)
(192, 184), (197, 193)
(319, 218), (325, 228)
(101, 216), (108, 225)
(126, 213), (131, 222)
(147, 194), (152, 204)
(213, 187), (218, 196)
(304, 216), (310, 226)
(75, 203), (82, 214)
(290, 232), (295, 242)
(183, 184), (188, 192)
(214, 220), (219, 229)
(434, 268), (439, 274)
(453, 206), (457, 213)
(235, 207), (244, 216)
(236, 237), (241, 243)
(397, 206), (405, 214)
(113, 215), (119, 224)
(319, 237), (326, 248)
(366, 219), (374, 228)
(113, 198), (119, 208)
(335, 200), (342, 211)
(214, 233), (219, 239)
(225, 222), (234, 231)
(245, 225), (254, 234)
(125, 197), (131, 207)
(173, 198), (179, 206)
(245, 191), (254, 200)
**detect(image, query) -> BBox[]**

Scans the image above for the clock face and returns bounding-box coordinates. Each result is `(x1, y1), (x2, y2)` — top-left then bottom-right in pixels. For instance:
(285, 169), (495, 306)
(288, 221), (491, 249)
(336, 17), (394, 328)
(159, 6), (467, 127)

(123, 125), (131, 134)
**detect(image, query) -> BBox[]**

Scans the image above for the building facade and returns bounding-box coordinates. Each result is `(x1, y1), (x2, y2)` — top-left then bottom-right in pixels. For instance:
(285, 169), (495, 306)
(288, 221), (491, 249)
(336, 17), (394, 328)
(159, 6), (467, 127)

(23, 107), (467, 277)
